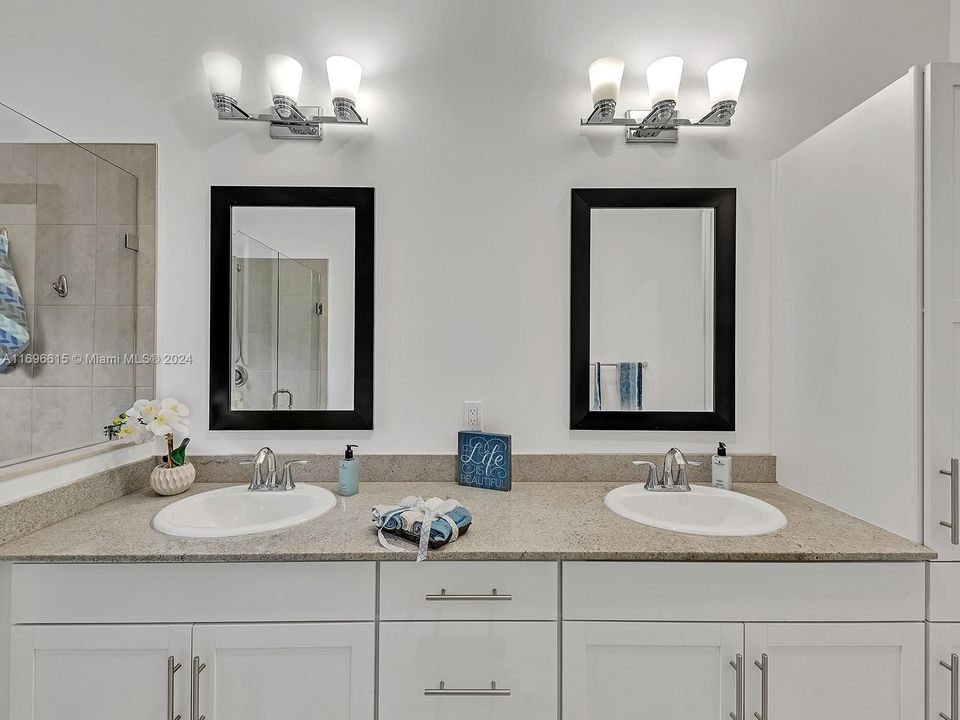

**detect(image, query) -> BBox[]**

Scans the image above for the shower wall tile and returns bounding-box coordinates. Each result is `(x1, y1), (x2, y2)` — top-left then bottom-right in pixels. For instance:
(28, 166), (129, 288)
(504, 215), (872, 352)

(93, 145), (156, 225)
(5, 224), (36, 306)
(36, 144), (96, 224)
(136, 225), (155, 306)
(95, 156), (120, 226)
(93, 306), (135, 388)
(0, 144), (37, 205)
(0, 202), (36, 226)
(135, 385), (154, 402)
(116, 225), (137, 305)
(91, 386), (134, 440)
(0, 307), (34, 388)
(35, 224), (96, 305)
(95, 225), (119, 306)
(31, 387), (92, 455)
(0, 388), (32, 462)
(33, 305), (95, 386)
(135, 305), (155, 388)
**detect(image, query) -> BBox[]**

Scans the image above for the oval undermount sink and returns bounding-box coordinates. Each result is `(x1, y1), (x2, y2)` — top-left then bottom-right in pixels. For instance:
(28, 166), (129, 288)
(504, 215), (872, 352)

(604, 484), (787, 537)
(152, 484), (337, 538)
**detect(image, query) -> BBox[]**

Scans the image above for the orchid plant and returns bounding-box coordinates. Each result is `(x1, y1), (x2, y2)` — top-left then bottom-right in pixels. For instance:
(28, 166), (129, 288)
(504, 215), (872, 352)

(105, 398), (191, 468)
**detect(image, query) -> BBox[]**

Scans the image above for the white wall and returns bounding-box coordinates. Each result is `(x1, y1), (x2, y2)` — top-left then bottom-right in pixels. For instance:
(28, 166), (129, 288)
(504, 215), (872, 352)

(771, 69), (923, 540)
(0, 0), (948, 458)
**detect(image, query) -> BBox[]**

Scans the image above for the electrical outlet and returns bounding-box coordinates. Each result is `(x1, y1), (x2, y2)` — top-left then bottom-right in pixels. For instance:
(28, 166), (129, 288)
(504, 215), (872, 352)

(463, 401), (483, 431)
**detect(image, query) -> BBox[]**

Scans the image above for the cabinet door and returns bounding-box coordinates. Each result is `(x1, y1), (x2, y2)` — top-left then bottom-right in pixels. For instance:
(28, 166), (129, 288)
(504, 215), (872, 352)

(929, 623), (960, 720)
(563, 621), (742, 720)
(10, 624), (191, 720)
(379, 621), (557, 720)
(745, 623), (923, 720)
(192, 622), (374, 720)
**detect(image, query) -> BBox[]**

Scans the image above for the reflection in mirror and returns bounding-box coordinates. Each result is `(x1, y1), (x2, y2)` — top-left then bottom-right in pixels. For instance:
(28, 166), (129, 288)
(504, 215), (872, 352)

(0, 102), (156, 469)
(210, 186), (373, 431)
(230, 207), (355, 411)
(570, 188), (735, 432)
(589, 208), (714, 412)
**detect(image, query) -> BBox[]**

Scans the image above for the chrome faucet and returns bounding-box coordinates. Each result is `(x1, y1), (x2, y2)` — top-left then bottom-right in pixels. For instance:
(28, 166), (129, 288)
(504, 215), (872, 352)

(243, 447), (277, 491)
(242, 448), (307, 491)
(632, 448), (701, 492)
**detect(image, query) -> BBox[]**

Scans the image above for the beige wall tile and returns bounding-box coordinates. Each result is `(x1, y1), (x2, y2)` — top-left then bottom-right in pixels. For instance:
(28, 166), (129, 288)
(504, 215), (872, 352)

(35, 225), (96, 305)
(93, 144), (156, 225)
(0, 202), (36, 225)
(31, 386), (92, 455)
(0, 388), (32, 462)
(136, 224), (154, 306)
(36, 144), (96, 224)
(32, 305), (95, 386)
(91, 386), (134, 440)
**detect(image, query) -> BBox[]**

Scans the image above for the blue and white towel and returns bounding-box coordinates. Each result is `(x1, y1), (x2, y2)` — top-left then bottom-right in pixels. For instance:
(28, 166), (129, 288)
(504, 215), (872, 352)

(618, 362), (643, 411)
(0, 231), (30, 371)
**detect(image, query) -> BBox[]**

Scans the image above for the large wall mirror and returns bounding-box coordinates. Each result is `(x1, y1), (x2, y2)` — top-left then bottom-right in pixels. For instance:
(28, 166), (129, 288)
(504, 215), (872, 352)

(570, 188), (735, 431)
(210, 186), (373, 430)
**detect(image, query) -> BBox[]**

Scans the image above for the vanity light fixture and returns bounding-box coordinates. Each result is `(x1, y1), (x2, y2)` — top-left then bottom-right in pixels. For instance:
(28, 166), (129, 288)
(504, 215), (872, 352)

(202, 52), (367, 141)
(581, 55), (747, 144)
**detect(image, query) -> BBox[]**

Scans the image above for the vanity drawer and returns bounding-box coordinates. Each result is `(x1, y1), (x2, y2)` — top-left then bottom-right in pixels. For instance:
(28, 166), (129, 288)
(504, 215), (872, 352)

(379, 561), (558, 620)
(378, 621), (557, 720)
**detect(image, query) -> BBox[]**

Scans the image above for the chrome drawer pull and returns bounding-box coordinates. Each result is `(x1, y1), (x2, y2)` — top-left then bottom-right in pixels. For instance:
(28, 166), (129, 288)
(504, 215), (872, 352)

(167, 656), (182, 720)
(729, 654), (743, 720)
(190, 657), (206, 720)
(425, 588), (512, 601)
(940, 459), (960, 545)
(941, 653), (959, 720)
(754, 654), (768, 720)
(424, 681), (511, 696)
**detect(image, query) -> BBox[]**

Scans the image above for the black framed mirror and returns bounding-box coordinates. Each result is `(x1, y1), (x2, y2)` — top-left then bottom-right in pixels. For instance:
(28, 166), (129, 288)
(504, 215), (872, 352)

(570, 188), (735, 431)
(210, 186), (374, 430)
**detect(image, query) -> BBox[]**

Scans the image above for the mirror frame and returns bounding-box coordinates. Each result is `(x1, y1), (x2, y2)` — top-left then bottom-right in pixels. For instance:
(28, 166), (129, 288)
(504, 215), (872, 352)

(209, 185), (374, 430)
(570, 187), (735, 431)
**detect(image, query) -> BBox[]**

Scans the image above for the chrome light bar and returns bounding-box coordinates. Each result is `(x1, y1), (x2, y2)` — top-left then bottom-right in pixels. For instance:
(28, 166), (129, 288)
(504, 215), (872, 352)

(580, 98), (738, 144)
(211, 94), (366, 141)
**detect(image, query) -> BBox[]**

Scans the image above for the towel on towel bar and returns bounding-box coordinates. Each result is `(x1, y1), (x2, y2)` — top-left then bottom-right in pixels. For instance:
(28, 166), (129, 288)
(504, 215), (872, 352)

(0, 231), (30, 371)
(618, 362), (643, 411)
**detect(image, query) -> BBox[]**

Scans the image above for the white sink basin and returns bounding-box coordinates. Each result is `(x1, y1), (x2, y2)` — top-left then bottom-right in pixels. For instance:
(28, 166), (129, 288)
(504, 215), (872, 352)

(152, 484), (337, 538)
(604, 484), (787, 537)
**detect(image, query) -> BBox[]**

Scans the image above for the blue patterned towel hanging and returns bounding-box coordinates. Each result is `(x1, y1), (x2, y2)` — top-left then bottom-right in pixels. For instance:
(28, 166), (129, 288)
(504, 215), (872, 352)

(618, 362), (639, 411)
(0, 231), (31, 371)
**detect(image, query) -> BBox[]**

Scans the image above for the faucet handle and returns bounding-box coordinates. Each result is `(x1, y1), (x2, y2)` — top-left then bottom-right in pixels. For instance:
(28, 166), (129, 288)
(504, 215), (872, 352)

(279, 460), (308, 490)
(632, 460), (661, 490)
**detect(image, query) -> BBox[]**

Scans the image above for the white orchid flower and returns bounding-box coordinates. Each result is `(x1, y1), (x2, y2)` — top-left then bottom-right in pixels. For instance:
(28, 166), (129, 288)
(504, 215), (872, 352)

(148, 408), (188, 436)
(161, 398), (190, 417)
(128, 398), (158, 422)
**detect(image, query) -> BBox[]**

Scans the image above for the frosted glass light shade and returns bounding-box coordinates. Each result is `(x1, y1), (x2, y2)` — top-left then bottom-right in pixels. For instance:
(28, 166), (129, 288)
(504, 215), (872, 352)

(588, 57), (625, 104)
(326, 56), (363, 102)
(265, 54), (303, 101)
(646, 56), (683, 105)
(708, 58), (748, 106)
(202, 52), (242, 98)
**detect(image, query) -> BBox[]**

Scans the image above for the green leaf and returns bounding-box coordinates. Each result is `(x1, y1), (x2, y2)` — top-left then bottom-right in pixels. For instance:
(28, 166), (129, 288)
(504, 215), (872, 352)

(163, 438), (190, 467)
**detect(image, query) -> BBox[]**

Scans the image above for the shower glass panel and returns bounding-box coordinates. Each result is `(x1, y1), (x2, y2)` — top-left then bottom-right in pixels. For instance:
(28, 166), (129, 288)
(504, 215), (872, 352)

(0, 102), (142, 467)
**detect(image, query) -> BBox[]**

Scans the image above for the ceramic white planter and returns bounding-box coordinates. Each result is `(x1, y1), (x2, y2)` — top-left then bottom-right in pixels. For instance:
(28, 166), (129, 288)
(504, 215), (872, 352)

(150, 462), (196, 496)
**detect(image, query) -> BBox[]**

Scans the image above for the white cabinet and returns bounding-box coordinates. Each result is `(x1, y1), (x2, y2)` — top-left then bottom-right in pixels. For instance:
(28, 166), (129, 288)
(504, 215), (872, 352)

(563, 622), (742, 720)
(193, 623), (375, 720)
(928, 624), (960, 720)
(744, 623), (924, 720)
(378, 621), (557, 720)
(10, 624), (192, 720)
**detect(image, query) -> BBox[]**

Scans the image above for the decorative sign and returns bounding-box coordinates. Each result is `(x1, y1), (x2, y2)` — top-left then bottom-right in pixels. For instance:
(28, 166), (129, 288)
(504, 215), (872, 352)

(458, 431), (512, 492)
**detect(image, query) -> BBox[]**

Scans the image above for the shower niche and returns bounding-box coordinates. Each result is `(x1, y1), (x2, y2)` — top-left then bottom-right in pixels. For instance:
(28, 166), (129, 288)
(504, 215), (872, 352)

(210, 186), (374, 430)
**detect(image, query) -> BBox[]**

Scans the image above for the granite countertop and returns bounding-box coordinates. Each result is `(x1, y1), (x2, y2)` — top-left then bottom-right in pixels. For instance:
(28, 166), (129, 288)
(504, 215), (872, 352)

(0, 481), (934, 562)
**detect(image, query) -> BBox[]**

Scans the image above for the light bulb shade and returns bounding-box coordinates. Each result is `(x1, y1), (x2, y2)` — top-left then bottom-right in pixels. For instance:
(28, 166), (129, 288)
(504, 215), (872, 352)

(202, 52), (242, 98)
(708, 58), (747, 106)
(265, 54), (303, 102)
(646, 56), (684, 105)
(326, 56), (362, 103)
(588, 57), (625, 104)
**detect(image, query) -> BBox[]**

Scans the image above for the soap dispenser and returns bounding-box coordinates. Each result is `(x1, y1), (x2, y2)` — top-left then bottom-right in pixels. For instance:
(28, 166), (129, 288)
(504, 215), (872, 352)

(711, 442), (732, 490)
(338, 444), (360, 497)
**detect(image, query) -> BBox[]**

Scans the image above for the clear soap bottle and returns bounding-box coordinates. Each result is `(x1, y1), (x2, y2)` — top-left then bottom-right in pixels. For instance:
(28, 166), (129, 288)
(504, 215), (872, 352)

(338, 444), (360, 496)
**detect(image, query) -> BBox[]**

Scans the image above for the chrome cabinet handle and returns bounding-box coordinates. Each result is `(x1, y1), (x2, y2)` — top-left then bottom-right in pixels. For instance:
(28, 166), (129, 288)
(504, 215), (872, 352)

(190, 657), (206, 720)
(424, 681), (511, 696)
(729, 654), (743, 720)
(167, 656), (182, 720)
(941, 653), (959, 720)
(940, 459), (960, 545)
(754, 654), (768, 720)
(425, 588), (512, 601)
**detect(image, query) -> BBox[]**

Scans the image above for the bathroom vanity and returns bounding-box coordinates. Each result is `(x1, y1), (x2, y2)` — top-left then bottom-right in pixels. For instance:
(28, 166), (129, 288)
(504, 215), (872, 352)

(0, 480), (932, 720)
